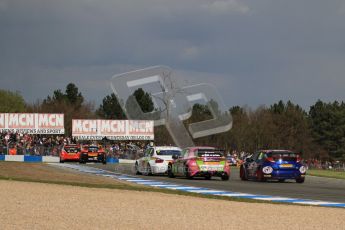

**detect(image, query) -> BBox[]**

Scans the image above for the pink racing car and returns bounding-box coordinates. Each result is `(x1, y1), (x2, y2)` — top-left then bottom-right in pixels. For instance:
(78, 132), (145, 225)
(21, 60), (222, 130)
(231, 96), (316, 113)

(168, 147), (230, 180)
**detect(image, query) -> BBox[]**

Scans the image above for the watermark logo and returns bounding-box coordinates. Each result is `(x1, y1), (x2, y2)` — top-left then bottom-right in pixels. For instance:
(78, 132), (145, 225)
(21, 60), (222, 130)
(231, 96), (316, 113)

(110, 66), (232, 148)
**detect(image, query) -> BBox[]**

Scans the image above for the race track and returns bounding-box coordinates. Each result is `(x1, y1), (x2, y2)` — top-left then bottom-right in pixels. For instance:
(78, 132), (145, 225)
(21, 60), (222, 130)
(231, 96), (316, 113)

(90, 163), (345, 203)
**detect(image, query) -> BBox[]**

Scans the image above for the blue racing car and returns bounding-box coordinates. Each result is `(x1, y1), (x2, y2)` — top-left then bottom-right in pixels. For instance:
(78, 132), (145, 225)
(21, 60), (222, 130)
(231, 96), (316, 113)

(240, 150), (306, 183)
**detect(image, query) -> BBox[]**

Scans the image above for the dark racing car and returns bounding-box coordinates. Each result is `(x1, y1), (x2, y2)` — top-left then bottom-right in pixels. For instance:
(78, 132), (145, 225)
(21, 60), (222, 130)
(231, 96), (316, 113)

(79, 145), (106, 164)
(239, 150), (306, 183)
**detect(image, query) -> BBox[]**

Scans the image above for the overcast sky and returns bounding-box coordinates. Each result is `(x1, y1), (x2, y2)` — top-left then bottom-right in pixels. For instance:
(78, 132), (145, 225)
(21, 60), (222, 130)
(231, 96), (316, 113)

(1, 0), (345, 110)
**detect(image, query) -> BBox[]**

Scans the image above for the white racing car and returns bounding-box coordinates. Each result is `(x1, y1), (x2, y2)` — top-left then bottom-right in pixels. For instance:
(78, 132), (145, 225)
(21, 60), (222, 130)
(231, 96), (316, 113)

(135, 146), (182, 175)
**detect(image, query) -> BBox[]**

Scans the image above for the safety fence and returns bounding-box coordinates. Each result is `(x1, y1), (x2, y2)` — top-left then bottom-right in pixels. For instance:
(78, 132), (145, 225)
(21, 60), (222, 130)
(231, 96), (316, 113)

(0, 155), (60, 163)
(0, 145), (134, 164)
(0, 155), (133, 164)
(306, 161), (345, 171)
(0, 145), (62, 156)
(0, 145), (141, 157)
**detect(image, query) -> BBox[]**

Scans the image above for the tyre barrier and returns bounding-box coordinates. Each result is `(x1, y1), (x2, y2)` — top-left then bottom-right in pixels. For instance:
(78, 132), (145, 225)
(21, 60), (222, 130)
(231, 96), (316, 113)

(107, 157), (119, 164)
(118, 159), (136, 164)
(106, 159), (135, 164)
(0, 155), (59, 163)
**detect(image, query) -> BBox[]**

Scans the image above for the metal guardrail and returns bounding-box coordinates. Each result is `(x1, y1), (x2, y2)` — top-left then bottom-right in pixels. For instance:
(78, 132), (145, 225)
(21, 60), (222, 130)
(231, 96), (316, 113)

(306, 163), (345, 171)
(103, 148), (144, 160)
(0, 145), (142, 160)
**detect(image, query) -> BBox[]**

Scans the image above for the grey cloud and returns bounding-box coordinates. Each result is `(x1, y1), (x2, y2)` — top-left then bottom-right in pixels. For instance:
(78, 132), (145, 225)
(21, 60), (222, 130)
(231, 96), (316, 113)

(0, 0), (345, 109)
(201, 0), (250, 14)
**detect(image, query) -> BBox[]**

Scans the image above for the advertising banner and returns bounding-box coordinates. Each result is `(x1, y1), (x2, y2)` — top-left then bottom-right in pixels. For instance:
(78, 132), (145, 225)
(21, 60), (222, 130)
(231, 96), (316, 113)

(72, 119), (154, 140)
(0, 113), (64, 134)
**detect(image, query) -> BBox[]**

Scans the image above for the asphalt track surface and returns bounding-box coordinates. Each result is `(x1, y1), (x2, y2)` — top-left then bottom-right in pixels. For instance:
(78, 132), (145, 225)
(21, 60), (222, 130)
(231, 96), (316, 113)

(88, 163), (345, 203)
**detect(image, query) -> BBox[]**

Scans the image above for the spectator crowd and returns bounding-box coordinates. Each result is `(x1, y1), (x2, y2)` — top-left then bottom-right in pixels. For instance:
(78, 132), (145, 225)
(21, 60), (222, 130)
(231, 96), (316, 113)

(0, 131), (148, 159)
(0, 132), (72, 156)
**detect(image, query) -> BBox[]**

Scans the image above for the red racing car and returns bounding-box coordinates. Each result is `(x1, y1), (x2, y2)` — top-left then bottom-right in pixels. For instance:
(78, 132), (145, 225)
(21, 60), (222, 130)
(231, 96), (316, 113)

(59, 144), (81, 163)
(79, 145), (107, 164)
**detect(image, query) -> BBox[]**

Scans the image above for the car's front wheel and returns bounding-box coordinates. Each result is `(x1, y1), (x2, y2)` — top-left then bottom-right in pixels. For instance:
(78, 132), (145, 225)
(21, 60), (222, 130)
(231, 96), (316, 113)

(168, 164), (175, 178)
(79, 157), (86, 164)
(257, 169), (266, 182)
(59, 158), (64, 163)
(240, 165), (248, 181)
(147, 164), (153, 176)
(205, 174), (211, 180)
(221, 174), (229, 181)
(79, 155), (86, 164)
(135, 162), (142, 175)
(185, 165), (193, 179)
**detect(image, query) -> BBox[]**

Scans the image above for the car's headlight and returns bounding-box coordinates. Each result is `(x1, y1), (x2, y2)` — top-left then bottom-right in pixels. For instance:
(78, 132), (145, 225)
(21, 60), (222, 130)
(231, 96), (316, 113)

(262, 166), (273, 174)
(299, 166), (306, 174)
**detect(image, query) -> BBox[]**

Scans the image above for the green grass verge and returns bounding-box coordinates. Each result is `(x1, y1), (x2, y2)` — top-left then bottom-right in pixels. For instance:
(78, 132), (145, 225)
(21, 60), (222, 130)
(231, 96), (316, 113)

(0, 175), (280, 206)
(308, 169), (345, 180)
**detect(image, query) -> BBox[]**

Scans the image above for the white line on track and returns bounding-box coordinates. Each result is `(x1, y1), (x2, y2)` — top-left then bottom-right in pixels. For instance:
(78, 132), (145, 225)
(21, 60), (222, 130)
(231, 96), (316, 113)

(253, 197), (296, 201)
(163, 187), (203, 190)
(186, 190), (227, 193)
(148, 184), (180, 187)
(293, 201), (343, 205)
(218, 193), (256, 197)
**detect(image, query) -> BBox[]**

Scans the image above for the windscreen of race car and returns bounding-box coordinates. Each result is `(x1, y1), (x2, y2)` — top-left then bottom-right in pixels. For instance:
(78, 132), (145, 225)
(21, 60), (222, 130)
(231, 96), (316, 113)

(65, 147), (79, 153)
(266, 151), (298, 162)
(88, 147), (98, 152)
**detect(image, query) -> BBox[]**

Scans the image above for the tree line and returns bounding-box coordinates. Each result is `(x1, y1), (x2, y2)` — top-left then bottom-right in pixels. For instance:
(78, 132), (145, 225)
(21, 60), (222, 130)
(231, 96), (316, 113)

(1, 83), (344, 161)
